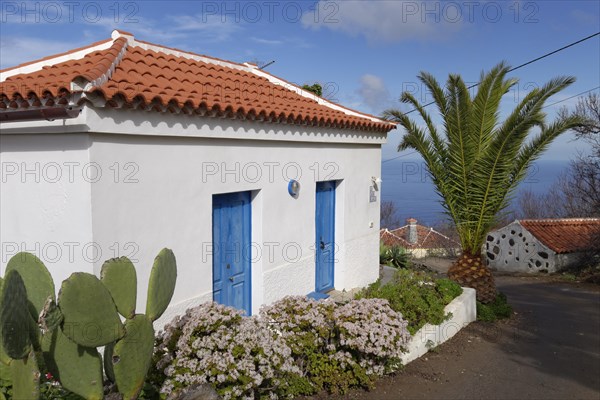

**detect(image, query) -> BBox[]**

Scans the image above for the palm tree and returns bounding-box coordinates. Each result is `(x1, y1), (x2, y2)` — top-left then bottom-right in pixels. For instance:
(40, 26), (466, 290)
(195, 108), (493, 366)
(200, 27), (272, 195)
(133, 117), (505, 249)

(383, 63), (583, 303)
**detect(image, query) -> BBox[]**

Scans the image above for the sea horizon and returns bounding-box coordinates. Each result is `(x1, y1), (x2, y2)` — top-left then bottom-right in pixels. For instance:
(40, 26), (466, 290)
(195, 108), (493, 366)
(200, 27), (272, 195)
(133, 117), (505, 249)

(380, 159), (571, 228)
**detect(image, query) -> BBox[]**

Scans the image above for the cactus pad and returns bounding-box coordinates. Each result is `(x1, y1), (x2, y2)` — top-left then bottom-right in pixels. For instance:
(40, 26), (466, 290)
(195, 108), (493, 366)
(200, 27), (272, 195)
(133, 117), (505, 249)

(10, 350), (40, 400)
(111, 314), (155, 399)
(0, 359), (10, 383)
(146, 248), (177, 321)
(0, 277), (10, 366)
(6, 252), (55, 317)
(101, 257), (137, 319)
(0, 270), (34, 359)
(39, 297), (64, 333)
(42, 328), (103, 400)
(103, 342), (115, 383)
(58, 272), (124, 347)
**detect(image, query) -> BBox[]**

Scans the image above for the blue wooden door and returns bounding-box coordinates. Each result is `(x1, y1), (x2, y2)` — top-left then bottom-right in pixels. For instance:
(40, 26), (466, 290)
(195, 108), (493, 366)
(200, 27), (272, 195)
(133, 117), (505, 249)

(315, 181), (336, 293)
(212, 191), (251, 315)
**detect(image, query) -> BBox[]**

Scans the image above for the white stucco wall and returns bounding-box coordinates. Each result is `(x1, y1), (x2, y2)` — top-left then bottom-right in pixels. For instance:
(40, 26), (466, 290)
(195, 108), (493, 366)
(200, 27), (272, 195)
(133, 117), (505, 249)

(1, 106), (386, 326)
(0, 133), (95, 286)
(485, 221), (558, 273)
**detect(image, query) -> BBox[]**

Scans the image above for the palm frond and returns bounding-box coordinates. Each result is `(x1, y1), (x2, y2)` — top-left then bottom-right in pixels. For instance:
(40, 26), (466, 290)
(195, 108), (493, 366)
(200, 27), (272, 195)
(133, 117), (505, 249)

(385, 63), (576, 254)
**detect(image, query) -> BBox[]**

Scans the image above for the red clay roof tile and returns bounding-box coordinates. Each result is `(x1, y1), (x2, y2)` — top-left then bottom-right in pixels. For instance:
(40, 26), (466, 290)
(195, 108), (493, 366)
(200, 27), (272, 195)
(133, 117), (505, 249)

(0, 32), (395, 132)
(519, 218), (600, 254)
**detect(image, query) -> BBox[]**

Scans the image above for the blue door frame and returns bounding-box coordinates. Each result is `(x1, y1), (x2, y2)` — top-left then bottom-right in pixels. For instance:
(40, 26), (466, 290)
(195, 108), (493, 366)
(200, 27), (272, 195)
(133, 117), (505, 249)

(212, 191), (251, 315)
(315, 181), (336, 293)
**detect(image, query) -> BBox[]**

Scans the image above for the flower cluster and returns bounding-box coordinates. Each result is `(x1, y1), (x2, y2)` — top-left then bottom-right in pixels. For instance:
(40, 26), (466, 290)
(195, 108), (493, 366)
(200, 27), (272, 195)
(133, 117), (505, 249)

(155, 297), (411, 398)
(334, 298), (410, 375)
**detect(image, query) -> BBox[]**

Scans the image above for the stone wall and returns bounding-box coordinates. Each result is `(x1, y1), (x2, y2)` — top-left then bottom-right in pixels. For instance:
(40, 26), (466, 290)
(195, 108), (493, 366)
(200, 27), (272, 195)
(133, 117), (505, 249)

(485, 221), (558, 273)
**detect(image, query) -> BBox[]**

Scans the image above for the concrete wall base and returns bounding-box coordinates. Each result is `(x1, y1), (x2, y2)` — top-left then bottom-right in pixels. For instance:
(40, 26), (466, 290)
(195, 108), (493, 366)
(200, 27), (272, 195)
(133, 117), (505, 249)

(401, 287), (476, 365)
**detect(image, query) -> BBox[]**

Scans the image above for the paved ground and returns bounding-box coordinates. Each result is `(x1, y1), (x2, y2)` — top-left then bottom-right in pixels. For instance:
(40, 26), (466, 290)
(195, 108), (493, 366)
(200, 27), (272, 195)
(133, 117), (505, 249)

(308, 272), (600, 400)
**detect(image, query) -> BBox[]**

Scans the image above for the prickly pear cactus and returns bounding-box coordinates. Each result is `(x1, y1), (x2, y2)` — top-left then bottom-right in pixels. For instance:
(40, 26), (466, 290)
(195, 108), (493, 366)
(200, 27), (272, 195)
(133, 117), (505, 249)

(111, 315), (155, 399)
(39, 297), (63, 333)
(58, 272), (124, 347)
(104, 342), (116, 383)
(146, 248), (177, 322)
(42, 328), (103, 400)
(0, 270), (34, 359)
(10, 351), (40, 400)
(101, 257), (137, 319)
(0, 276), (10, 366)
(0, 359), (10, 384)
(6, 252), (55, 318)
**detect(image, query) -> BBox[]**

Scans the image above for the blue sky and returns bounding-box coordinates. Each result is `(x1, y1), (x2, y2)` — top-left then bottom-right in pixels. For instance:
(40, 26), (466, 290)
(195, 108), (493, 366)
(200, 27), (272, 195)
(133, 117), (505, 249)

(1, 1), (599, 162)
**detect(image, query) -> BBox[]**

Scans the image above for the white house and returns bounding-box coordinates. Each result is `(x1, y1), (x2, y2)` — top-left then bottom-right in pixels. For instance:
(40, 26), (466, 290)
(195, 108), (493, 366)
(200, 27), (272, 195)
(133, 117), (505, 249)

(0, 30), (396, 324)
(485, 218), (600, 273)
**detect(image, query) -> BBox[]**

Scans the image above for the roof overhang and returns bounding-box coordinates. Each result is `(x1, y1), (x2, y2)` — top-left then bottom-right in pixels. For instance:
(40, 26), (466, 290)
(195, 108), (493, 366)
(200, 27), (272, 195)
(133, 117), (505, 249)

(0, 105), (82, 122)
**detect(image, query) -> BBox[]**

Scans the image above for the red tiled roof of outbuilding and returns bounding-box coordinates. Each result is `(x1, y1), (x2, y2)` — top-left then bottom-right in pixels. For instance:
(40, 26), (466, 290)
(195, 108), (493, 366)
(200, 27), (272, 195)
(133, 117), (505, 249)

(519, 218), (600, 254)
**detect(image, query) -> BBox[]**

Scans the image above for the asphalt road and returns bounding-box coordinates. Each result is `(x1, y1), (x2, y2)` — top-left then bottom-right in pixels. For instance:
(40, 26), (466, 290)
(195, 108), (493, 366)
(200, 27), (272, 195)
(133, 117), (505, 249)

(311, 276), (600, 400)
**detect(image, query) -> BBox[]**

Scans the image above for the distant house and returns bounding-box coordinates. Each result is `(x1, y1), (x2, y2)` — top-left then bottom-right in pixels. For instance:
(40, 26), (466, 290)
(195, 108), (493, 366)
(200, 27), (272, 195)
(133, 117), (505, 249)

(380, 218), (459, 259)
(485, 218), (600, 273)
(0, 30), (396, 322)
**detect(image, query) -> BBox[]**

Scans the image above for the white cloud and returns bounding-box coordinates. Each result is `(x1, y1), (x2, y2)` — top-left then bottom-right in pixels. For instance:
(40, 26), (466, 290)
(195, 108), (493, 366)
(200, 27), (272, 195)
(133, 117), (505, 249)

(302, 1), (462, 42)
(90, 13), (241, 44)
(357, 74), (393, 113)
(166, 14), (242, 42)
(250, 37), (284, 45)
(570, 9), (599, 26)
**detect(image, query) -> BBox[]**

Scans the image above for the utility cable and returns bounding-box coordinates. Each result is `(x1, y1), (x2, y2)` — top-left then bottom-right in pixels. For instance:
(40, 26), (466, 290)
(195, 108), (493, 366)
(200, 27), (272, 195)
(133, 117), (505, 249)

(397, 32), (600, 116)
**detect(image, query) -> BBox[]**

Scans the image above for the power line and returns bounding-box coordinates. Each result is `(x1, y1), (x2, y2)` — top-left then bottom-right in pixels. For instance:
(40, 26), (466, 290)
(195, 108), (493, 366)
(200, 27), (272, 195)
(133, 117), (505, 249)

(382, 150), (418, 163)
(542, 86), (600, 109)
(507, 32), (600, 74)
(399, 31), (600, 116)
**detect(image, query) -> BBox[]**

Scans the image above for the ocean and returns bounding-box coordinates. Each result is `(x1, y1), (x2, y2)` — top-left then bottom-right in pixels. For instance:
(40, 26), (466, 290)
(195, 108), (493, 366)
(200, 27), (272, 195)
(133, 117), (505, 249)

(380, 159), (570, 226)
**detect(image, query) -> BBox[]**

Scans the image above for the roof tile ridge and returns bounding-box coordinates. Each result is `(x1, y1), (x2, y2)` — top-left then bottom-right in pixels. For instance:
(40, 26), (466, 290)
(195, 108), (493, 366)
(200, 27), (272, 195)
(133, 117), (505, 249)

(428, 227), (455, 242)
(420, 229), (433, 246)
(71, 37), (129, 91)
(0, 38), (115, 82)
(0, 38), (113, 76)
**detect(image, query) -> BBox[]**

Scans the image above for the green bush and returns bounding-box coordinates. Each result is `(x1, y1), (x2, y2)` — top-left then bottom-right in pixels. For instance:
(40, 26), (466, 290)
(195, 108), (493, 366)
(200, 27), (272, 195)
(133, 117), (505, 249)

(379, 243), (410, 269)
(379, 242), (391, 265)
(476, 292), (512, 322)
(436, 278), (464, 304)
(356, 269), (463, 335)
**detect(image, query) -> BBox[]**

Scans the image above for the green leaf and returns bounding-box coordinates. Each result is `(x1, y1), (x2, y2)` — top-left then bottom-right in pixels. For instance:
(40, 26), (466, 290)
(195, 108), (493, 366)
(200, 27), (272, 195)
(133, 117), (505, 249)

(58, 272), (124, 347)
(101, 257), (137, 319)
(42, 328), (103, 400)
(146, 248), (177, 322)
(112, 315), (155, 399)
(6, 252), (55, 319)
(10, 351), (39, 400)
(0, 270), (34, 359)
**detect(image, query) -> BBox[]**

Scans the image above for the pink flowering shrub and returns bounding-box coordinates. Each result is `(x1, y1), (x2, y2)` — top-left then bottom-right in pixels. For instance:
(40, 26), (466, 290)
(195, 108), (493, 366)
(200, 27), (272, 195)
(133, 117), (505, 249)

(153, 297), (411, 398)
(261, 296), (410, 394)
(334, 298), (411, 375)
(154, 302), (299, 399)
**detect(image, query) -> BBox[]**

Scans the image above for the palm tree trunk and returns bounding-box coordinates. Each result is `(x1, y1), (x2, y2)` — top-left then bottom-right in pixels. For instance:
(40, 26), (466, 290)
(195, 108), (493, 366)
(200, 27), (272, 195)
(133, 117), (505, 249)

(448, 253), (497, 303)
